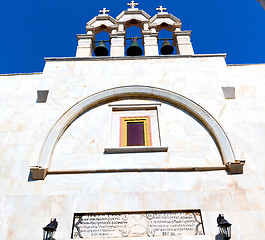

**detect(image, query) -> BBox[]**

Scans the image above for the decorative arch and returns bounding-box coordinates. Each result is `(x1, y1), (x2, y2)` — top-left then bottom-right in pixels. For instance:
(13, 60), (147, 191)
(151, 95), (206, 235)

(30, 85), (244, 180)
(149, 13), (182, 32)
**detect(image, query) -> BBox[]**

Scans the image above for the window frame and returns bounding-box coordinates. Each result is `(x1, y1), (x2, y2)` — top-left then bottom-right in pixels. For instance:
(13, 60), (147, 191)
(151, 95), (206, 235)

(104, 102), (168, 153)
(120, 116), (152, 147)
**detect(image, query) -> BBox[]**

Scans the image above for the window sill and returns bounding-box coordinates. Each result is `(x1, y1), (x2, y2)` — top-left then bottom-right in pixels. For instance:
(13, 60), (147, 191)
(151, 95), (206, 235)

(104, 146), (168, 154)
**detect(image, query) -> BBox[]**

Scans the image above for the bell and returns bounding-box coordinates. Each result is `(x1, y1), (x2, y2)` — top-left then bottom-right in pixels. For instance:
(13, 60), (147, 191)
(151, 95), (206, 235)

(160, 39), (174, 55)
(94, 40), (109, 56)
(126, 38), (143, 56)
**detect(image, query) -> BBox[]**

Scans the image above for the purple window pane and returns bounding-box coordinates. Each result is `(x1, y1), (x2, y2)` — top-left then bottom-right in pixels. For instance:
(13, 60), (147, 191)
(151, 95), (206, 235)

(127, 122), (145, 146)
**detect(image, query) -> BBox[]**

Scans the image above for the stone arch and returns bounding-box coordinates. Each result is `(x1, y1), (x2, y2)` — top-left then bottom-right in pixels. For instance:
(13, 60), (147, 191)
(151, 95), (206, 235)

(30, 85), (244, 180)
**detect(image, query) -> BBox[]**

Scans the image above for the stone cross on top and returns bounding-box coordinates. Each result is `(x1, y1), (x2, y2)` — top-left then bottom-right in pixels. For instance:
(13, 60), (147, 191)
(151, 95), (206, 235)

(156, 6), (167, 13)
(99, 8), (110, 15)
(127, 1), (139, 10)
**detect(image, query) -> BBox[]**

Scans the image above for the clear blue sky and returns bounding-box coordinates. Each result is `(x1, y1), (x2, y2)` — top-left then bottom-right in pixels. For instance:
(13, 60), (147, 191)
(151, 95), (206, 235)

(0, 0), (264, 74)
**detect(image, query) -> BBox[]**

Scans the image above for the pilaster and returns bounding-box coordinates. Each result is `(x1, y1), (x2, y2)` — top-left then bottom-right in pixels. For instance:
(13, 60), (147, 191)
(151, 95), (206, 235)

(142, 31), (159, 56)
(173, 31), (194, 55)
(76, 34), (95, 57)
(110, 31), (126, 57)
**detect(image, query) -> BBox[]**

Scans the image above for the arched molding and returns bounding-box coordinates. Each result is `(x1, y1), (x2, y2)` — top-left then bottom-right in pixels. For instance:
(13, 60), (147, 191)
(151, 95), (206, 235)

(116, 10), (151, 24)
(149, 13), (182, 32)
(30, 85), (244, 180)
(86, 15), (118, 34)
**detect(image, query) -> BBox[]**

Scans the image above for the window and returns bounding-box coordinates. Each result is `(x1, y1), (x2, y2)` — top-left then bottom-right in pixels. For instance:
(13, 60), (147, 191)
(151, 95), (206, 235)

(104, 102), (168, 153)
(120, 116), (151, 147)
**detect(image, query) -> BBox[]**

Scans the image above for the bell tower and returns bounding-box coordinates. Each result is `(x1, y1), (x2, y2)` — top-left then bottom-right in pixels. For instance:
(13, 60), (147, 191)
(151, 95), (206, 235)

(75, 1), (194, 57)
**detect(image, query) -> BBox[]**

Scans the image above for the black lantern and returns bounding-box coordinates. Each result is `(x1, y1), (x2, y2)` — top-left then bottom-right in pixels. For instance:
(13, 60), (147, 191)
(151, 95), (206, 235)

(43, 218), (58, 240)
(217, 214), (232, 240)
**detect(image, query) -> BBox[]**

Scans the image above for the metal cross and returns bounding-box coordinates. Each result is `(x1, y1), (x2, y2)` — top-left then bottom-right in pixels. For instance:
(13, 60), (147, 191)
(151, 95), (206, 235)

(127, 1), (139, 9)
(99, 8), (110, 15)
(156, 6), (167, 13)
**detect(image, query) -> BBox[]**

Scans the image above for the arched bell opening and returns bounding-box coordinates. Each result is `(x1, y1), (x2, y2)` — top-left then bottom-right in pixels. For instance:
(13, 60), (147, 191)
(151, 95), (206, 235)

(155, 22), (176, 33)
(125, 19), (142, 29)
(94, 24), (112, 35)
(125, 25), (144, 56)
(93, 29), (110, 57)
(158, 29), (176, 55)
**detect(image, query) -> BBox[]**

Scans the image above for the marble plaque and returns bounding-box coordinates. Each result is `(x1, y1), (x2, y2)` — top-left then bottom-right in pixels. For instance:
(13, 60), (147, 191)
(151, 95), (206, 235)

(72, 210), (204, 239)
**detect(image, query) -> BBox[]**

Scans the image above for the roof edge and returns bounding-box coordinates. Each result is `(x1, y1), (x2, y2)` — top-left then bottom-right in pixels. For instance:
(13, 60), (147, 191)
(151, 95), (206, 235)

(45, 54), (227, 62)
(0, 72), (42, 76)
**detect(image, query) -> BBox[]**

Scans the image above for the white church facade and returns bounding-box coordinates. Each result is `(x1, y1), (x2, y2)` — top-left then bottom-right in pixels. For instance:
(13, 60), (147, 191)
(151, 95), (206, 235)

(1, 2), (265, 240)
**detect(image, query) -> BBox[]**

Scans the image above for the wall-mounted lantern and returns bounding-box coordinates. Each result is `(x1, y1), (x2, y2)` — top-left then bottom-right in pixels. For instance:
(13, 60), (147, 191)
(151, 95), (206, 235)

(217, 214), (232, 240)
(43, 218), (58, 240)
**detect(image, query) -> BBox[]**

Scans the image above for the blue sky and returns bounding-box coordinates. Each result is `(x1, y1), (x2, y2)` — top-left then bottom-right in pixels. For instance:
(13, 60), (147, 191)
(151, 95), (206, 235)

(0, 0), (264, 74)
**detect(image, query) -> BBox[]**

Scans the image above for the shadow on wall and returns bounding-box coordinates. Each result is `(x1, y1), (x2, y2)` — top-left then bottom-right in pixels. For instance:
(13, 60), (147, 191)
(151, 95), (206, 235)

(28, 171), (37, 182)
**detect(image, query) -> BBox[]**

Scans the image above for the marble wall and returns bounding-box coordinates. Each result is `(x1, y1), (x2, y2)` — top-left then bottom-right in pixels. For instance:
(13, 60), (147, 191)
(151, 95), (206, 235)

(1, 56), (265, 240)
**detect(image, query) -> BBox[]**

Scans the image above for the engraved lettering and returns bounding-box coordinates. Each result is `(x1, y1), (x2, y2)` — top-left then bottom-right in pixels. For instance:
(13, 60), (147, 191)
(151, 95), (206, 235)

(72, 211), (204, 238)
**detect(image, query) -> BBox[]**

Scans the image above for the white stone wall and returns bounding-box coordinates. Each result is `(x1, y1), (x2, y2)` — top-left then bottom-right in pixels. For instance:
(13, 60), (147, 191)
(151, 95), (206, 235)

(1, 56), (265, 240)
(51, 101), (221, 170)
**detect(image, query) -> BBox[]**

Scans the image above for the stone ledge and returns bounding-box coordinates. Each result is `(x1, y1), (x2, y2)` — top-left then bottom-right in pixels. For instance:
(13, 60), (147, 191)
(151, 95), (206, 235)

(109, 103), (161, 111)
(44, 54), (227, 62)
(48, 166), (227, 175)
(104, 146), (168, 154)
(30, 161), (244, 180)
